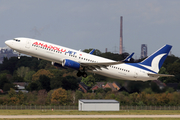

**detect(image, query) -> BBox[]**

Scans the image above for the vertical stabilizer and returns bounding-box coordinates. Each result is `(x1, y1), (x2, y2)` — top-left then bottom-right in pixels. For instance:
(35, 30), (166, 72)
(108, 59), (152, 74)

(139, 44), (172, 73)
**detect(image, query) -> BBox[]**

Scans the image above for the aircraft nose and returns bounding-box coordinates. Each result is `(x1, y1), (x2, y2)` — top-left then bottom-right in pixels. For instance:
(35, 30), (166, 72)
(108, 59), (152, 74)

(5, 40), (12, 47)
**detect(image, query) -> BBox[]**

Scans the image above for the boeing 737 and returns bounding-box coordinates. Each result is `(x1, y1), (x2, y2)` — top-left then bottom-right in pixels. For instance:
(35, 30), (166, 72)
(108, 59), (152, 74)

(5, 37), (174, 81)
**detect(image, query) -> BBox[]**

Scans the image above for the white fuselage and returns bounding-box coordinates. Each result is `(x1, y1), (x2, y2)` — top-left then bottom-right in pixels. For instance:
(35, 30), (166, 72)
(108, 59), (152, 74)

(5, 38), (158, 81)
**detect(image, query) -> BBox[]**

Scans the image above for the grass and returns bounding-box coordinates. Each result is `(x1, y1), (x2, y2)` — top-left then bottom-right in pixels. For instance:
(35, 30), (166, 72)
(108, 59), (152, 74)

(0, 110), (180, 115)
(0, 110), (180, 120)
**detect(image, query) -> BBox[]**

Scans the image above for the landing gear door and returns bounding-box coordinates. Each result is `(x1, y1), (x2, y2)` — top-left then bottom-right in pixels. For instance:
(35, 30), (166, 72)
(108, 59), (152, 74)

(25, 40), (31, 49)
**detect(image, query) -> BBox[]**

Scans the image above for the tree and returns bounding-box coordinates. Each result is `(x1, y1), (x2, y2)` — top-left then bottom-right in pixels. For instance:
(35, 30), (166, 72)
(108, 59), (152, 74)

(50, 69), (64, 89)
(27, 81), (39, 91)
(8, 88), (16, 98)
(151, 82), (161, 93)
(24, 71), (35, 82)
(159, 67), (169, 83)
(51, 88), (67, 105)
(38, 60), (51, 69)
(46, 90), (54, 105)
(104, 88), (112, 93)
(3, 83), (14, 91)
(166, 87), (174, 93)
(81, 75), (95, 87)
(62, 76), (79, 90)
(143, 88), (153, 94)
(24, 91), (38, 105)
(12, 76), (24, 82)
(167, 62), (180, 75)
(75, 90), (83, 104)
(28, 57), (40, 71)
(17, 91), (24, 104)
(32, 69), (54, 81)
(1, 57), (18, 74)
(50, 76), (63, 90)
(49, 69), (64, 78)
(10, 97), (19, 105)
(16, 66), (30, 78)
(127, 81), (150, 93)
(36, 89), (47, 105)
(39, 75), (51, 92)
(0, 73), (13, 91)
(95, 88), (104, 93)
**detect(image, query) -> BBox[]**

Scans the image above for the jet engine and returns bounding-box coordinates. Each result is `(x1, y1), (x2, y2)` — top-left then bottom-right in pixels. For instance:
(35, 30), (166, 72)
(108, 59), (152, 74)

(62, 59), (80, 70)
(51, 62), (67, 69)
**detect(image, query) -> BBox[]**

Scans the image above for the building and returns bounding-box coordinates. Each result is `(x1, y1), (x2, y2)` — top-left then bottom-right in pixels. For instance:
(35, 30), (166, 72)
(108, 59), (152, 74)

(79, 99), (119, 111)
(141, 44), (147, 59)
(103, 82), (121, 91)
(0, 47), (18, 63)
(91, 82), (129, 93)
(152, 80), (166, 90)
(91, 82), (105, 91)
(13, 82), (28, 93)
(78, 82), (89, 93)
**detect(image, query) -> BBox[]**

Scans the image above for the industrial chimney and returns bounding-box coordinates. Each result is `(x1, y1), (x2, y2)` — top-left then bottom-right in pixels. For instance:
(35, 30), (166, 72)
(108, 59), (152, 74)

(120, 16), (123, 54)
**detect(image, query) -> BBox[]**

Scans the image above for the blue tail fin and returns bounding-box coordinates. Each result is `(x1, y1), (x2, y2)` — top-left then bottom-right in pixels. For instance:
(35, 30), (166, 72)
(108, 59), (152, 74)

(139, 44), (172, 73)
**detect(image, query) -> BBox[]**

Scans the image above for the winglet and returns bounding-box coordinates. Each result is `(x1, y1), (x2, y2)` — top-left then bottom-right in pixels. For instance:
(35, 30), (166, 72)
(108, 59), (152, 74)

(123, 52), (134, 62)
(89, 49), (95, 54)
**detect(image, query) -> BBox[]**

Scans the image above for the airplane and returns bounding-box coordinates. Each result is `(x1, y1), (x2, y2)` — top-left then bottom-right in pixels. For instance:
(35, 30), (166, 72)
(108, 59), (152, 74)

(5, 37), (174, 81)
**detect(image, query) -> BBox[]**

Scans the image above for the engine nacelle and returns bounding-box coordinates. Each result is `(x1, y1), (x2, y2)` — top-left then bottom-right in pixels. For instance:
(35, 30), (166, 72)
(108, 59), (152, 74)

(51, 62), (67, 69)
(62, 59), (80, 70)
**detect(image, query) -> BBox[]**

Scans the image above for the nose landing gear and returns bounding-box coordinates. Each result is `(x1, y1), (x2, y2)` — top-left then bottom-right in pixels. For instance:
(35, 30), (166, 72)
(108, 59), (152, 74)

(18, 53), (21, 59)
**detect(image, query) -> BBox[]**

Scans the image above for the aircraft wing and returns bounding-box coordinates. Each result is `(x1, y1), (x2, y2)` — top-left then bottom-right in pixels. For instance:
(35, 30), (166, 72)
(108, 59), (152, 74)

(81, 61), (123, 70)
(148, 73), (174, 77)
(80, 52), (134, 70)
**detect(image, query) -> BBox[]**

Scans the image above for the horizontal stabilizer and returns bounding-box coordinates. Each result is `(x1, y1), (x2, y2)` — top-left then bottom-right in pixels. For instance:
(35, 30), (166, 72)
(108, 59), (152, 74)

(148, 73), (174, 77)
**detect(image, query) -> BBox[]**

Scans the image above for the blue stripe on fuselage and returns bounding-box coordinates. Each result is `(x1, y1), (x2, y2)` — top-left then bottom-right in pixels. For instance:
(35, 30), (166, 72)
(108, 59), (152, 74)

(125, 63), (157, 74)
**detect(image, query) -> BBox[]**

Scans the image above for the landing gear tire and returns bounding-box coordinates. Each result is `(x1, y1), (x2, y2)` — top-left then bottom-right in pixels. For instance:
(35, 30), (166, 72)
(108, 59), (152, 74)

(76, 71), (87, 78)
(77, 71), (82, 77)
(82, 72), (87, 78)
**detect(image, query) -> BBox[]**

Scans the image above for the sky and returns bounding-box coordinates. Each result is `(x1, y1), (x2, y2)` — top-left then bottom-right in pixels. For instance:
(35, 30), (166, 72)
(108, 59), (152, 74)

(0, 0), (180, 58)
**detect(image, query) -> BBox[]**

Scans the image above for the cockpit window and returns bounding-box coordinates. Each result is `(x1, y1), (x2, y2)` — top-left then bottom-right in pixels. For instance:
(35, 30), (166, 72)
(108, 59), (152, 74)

(13, 38), (20, 42)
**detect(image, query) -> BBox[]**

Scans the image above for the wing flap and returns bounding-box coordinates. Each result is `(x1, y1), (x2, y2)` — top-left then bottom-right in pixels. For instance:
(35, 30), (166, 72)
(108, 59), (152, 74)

(81, 61), (123, 66)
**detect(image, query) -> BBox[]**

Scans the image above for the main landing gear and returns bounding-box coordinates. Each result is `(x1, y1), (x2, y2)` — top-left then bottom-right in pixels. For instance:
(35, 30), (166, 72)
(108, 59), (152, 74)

(77, 70), (87, 78)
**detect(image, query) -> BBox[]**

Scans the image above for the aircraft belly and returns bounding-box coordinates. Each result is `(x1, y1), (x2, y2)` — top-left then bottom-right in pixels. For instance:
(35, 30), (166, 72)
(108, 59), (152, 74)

(92, 68), (132, 80)
(18, 48), (62, 64)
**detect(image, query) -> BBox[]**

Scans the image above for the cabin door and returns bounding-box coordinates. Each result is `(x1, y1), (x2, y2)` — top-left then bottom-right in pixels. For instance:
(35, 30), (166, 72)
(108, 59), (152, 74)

(25, 40), (31, 49)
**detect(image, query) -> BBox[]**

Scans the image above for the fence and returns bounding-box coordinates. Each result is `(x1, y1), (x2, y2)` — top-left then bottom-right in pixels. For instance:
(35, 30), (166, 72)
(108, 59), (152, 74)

(0, 105), (78, 110)
(120, 106), (180, 110)
(0, 105), (180, 110)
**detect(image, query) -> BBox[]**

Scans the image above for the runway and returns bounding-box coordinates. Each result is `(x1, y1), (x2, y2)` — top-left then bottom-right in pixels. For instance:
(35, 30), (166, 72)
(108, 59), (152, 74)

(0, 115), (180, 118)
